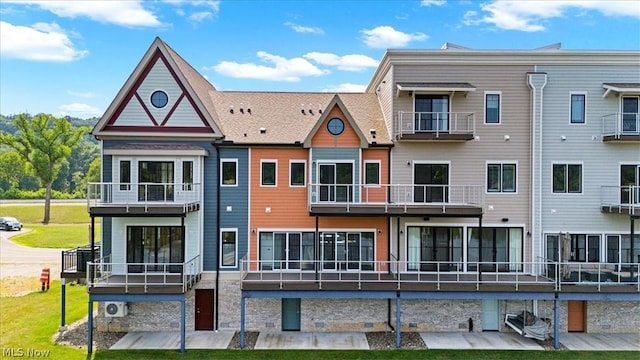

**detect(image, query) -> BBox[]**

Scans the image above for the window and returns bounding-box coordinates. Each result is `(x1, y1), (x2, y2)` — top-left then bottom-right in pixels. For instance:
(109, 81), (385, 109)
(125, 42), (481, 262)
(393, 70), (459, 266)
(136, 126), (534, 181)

(413, 163), (448, 203)
(468, 227), (522, 271)
(485, 92), (501, 124)
(415, 95), (449, 132)
(570, 93), (586, 124)
(182, 161), (193, 191)
(221, 159), (237, 186)
(138, 161), (174, 201)
(327, 117), (345, 135)
(487, 163), (516, 193)
(364, 161), (380, 186)
(150, 90), (168, 108)
(546, 233), (601, 263)
(260, 231), (316, 270)
(261, 160), (277, 186)
(553, 164), (582, 193)
(119, 160), (130, 190)
(290, 161), (306, 187)
(127, 226), (183, 272)
(607, 234), (640, 263)
(220, 229), (237, 267)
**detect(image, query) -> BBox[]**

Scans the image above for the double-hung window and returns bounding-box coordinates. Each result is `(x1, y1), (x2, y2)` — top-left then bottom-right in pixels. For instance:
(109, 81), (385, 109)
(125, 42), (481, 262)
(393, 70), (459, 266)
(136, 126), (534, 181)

(290, 161), (306, 187)
(570, 93), (586, 124)
(221, 159), (237, 186)
(487, 162), (516, 193)
(553, 163), (582, 193)
(364, 161), (380, 186)
(485, 92), (501, 124)
(261, 160), (277, 186)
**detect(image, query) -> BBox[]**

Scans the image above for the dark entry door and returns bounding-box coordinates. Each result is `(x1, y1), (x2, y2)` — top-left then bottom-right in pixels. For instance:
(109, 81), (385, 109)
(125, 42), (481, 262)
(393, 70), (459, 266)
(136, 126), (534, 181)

(195, 289), (214, 330)
(282, 298), (301, 331)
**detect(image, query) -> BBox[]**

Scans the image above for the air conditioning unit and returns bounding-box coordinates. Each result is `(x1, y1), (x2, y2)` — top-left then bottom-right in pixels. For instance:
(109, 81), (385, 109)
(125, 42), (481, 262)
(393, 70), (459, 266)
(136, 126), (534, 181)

(105, 302), (127, 317)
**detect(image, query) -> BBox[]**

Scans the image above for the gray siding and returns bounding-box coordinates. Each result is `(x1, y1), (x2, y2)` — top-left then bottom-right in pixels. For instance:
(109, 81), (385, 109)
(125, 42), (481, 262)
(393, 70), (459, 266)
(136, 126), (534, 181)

(218, 147), (249, 270)
(311, 147), (361, 200)
(537, 65), (640, 235)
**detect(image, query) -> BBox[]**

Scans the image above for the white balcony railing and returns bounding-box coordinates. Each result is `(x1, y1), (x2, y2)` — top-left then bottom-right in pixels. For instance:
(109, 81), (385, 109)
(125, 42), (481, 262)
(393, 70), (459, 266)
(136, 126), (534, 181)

(87, 182), (201, 209)
(240, 258), (640, 292)
(86, 254), (201, 293)
(396, 112), (475, 138)
(308, 183), (484, 210)
(601, 185), (639, 214)
(602, 113), (640, 137)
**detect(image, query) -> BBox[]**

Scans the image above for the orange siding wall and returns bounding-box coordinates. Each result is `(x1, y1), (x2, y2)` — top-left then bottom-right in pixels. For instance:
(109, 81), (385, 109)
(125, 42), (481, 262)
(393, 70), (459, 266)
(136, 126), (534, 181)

(362, 148), (389, 203)
(311, 107), (361, 147)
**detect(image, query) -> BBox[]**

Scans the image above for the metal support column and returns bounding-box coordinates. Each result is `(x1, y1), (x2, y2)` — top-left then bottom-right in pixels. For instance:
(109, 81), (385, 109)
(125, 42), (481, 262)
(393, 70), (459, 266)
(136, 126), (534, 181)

(553, 293), (560, 350)
(240, 295), (246, 349)
(61, 279), (66, 327)
(87, 299), (93, 354)
(395, 295), (401, 348)
(180, 297), (186, 353)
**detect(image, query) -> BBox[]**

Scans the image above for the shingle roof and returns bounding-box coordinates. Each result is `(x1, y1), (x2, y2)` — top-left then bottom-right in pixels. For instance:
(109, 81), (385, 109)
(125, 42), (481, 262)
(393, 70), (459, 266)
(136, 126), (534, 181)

(209, 91), (392, 145)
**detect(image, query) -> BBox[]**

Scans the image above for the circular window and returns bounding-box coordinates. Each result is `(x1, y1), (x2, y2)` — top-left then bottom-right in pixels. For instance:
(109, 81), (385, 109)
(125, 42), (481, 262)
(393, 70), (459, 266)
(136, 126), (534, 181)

(327, 117), (345, 136)
(150, 90), (168, 108)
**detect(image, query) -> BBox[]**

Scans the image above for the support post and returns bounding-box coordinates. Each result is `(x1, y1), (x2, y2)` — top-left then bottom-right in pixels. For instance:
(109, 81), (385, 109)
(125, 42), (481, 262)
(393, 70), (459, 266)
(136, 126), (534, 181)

(61, 279), (66, 327)
(87, 299), (93, 354)
(180, 297), (186, 353)
(395, 295), (401, 348)
(630, 215), (636, 280)
(240, 295), (246, 349)
(553, 293), (560, 350)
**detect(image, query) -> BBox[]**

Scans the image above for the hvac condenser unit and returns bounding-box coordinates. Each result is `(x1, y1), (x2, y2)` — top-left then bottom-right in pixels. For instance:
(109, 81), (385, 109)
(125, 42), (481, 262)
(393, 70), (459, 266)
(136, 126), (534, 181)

(105, 302), (127, 317)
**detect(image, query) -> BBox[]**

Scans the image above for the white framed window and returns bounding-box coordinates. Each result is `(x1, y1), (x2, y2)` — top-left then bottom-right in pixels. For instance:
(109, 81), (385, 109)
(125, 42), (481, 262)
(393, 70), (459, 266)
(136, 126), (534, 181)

(484, 91), (502, 124)
(289, 160), (306, 187)
(220, 228), (238, 268)
(486, 162), (517, 193)
(364, 160), (381, 187)
(119, 159), (131, 191)
(220, 159), (238, 186)
(261, 159), (277, 187)
(570, 92), (586, 124)
(182, 160), (193, 191)
(552, 163), (582, 194)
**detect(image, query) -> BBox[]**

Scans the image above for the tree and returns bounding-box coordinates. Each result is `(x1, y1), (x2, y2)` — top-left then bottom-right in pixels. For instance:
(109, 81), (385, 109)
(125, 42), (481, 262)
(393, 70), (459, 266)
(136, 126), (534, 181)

(0, 113), (89, 223)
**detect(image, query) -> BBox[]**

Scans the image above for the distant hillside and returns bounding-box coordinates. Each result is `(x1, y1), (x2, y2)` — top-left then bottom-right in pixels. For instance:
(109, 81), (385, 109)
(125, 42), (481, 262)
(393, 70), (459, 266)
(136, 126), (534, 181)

(0, 114), (99, 141)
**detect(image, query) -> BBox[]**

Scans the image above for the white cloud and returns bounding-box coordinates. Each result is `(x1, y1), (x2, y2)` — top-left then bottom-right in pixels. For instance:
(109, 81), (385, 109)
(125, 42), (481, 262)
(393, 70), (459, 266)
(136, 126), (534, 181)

(303, 52), (378, 72)
(207, 51), (329, 82)
(189, 11), (213, 22)
(58, 102), (102, 118)
(67, 90), (94, 98)
(470, 0), (640, 32)
(322, 83), (367, 93)
(421, 0), (446, 6)
(361, 26), (428, 48)
(0, 21), (88, 62)
(166, 0), (220, 23)
(4, 0), (161, 27)
(284, 22), (324, 34)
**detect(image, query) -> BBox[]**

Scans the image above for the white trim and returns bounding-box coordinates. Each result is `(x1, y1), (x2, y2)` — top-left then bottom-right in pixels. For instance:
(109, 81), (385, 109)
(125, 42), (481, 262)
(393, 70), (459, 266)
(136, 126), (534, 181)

(484, 91), (502, 125)
(220, 228), (238, 268)
(260, 159), (278, 187)
(569, 91), (587, 124)
(289, 159), (307, 187)
(363, 160), (382, 187)
(550, 161), (584, 195)
(220, 158), (238, 187)
(485, 160), (518, 194)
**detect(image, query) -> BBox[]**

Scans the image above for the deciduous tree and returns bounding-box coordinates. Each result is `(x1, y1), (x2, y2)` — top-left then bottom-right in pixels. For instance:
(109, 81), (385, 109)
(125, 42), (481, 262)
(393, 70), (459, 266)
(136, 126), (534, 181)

(0, 113), (89, 223)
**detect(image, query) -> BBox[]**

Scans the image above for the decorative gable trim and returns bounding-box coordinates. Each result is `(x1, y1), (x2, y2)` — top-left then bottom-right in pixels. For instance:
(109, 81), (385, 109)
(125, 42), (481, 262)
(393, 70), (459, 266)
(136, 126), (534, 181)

(302, 95), (368, 148)
(93, 37), (223, 140)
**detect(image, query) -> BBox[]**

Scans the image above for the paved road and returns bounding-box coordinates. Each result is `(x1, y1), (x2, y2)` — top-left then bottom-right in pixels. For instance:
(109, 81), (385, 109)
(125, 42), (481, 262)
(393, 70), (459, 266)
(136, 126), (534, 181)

(0, 229), (61, 279)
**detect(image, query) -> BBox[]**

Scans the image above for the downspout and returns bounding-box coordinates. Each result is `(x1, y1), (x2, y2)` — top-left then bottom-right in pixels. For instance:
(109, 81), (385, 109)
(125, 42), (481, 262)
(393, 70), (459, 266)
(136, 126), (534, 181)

(214, 142), (220, 330)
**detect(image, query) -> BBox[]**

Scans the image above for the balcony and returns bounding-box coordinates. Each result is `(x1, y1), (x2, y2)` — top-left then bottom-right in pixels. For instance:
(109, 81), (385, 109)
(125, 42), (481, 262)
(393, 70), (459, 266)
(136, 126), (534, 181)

(395, 112), (475, 141)
(61, 244), (101, 279)
(87, 182), (201, 216)
(602, 113), (640, 141)
(600, 185), (639, 215)
(86, 255), (201, 294)
(308, 183), (484, 217)
(240, 258), (639, 293)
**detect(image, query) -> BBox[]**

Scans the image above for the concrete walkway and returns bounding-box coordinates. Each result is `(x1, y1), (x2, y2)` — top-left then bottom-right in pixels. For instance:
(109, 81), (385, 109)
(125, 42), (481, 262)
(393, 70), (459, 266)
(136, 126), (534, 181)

(109, 331), (640, 351)
(0, 228), (62, 279)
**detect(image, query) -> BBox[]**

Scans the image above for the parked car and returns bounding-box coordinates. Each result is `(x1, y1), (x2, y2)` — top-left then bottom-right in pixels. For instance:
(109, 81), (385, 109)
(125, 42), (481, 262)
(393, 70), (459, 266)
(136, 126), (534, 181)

(0, 217), (22, 231)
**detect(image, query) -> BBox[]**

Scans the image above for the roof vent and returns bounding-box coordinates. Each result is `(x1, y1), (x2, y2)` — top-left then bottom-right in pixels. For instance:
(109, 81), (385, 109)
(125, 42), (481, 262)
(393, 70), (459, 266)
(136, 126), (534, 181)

(229, 106), (234, 114)
(259, 127), (266, 134)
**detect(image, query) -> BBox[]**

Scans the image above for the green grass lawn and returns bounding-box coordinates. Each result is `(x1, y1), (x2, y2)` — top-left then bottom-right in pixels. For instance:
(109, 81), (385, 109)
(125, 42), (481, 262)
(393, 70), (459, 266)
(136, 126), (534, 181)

(0, 280), (90, 359)
(1, 203), (99, 248)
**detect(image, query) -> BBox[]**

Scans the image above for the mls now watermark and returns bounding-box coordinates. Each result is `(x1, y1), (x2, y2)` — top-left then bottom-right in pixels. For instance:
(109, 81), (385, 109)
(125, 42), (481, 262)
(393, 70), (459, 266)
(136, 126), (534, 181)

(2, 348), (51, 357)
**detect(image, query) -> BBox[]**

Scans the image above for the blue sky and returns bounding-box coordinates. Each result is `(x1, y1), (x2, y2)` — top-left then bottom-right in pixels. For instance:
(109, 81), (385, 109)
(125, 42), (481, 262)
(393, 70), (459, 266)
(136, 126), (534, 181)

(1, 0), (639, 119)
